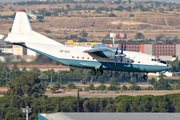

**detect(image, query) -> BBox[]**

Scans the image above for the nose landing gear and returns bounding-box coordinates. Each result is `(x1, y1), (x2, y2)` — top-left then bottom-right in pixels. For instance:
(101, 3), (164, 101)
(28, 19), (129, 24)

(143, 73), (148, 80)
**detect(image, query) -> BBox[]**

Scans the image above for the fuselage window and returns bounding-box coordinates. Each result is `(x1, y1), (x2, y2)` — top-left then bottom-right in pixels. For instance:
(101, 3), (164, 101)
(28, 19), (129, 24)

(72, 56), (74, 58)
(138, 61), (140, 63)
(77, 57), (79, 59)
(82, 57), (84, 59)
(87, 57), (89, 59)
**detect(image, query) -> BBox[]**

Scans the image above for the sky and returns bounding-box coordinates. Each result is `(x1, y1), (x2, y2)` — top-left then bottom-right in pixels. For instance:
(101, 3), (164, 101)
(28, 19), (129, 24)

(0, 0), (180, 3)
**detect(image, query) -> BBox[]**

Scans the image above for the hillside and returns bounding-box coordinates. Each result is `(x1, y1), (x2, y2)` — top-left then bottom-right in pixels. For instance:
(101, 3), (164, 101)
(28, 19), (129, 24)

(1, 2), (180, 42)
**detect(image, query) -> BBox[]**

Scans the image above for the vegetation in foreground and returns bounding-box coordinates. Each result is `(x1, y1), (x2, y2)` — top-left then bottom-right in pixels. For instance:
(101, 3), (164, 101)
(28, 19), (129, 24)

(0, 58), (179, 119)
(1, 71), (180, 119)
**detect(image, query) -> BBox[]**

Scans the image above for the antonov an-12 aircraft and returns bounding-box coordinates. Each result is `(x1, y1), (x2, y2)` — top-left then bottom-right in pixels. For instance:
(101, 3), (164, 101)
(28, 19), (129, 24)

(5, 10), (171, 80)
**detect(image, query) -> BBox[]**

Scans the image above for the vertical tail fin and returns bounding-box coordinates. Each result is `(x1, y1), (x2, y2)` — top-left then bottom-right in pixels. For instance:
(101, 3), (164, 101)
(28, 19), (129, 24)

(5, 10), (64, 46)
(11, 10), (32, 34)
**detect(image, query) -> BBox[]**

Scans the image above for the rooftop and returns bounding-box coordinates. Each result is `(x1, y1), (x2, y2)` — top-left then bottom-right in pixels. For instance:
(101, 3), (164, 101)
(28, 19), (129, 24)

(38, 113), (180, 120)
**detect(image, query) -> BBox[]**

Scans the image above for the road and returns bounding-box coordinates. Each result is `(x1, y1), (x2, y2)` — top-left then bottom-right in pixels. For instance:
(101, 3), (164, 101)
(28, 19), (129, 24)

(45, 90), (180, 98)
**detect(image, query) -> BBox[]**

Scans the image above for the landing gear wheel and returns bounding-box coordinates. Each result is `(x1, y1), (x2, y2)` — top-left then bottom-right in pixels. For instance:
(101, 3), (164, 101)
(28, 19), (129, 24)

(97, 70), (103, 76)
(90, 69), (96, 75)
(143, 75), (148, 80)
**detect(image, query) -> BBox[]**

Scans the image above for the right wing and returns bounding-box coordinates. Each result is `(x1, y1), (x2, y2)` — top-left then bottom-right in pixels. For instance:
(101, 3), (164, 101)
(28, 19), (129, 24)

(84, 47), (112, 53)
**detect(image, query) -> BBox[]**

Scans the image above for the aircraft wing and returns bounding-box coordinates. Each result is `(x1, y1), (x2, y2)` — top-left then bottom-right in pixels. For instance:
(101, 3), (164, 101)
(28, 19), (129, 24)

(84, 47), (112, 53)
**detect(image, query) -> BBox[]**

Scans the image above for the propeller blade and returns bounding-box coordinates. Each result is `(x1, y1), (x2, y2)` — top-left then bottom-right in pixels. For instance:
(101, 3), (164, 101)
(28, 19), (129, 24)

(120, 56), (123, 62)
(115, 47), (118, 55)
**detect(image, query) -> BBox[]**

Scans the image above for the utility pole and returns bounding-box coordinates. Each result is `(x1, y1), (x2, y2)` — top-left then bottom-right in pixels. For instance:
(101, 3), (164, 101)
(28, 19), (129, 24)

(22, 106), (32, 120)
(77, 90), (80, 112)
(51, 71), (52, 84)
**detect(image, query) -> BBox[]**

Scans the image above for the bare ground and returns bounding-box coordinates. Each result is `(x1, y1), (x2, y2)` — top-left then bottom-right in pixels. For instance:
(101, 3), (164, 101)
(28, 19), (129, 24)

(45, 90), (180, 98)
(1, 3), (180, 41)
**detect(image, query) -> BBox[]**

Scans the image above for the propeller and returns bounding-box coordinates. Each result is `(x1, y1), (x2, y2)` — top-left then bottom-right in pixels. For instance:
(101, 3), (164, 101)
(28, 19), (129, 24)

(120, 43), (126, 62)
(114, 44), (126, 65)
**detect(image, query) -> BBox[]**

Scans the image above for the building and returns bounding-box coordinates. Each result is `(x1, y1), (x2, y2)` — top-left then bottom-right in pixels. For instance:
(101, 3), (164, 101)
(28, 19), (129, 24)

(12, 45), (26, 56)
(65, 41), (180, 61)
(7, 64), (70, 72)
(105, 43), (179, 61)
(38, 113), (180, 120)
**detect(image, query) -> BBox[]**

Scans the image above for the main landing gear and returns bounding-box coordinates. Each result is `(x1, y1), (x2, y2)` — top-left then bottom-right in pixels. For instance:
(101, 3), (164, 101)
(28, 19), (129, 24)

(90, 69), (103, 76)
(143, 73), (148, 80)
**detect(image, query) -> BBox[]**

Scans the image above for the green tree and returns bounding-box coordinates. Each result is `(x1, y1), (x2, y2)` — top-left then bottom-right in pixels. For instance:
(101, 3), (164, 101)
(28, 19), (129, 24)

(80, 30), (88, 38)
(109, 77), (119, 86)
(128, 0), (132, 4)
(122, 85), (128, 91)
(44, 30), (51, 34)
(96, 84), (106, 91)
(89, 84), (95, 90)
(129, 84), (141, 91)
(6, 72), (46, 97)
(135, 32), (145, 39)
(108, 13), (117, 17)
(67, 82), (76, 89)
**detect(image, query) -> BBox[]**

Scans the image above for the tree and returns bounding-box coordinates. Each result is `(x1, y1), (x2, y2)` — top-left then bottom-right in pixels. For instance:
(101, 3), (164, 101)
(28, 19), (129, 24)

(108, 13), (117, 17)
(129, 84), (141, 91)
(109, 77), (119, 86)
(80, 30), (88, 38)
(129, 13), (134, 17)
(108, 85), (120, 91)
(89, 84), (95, 90)
(96, 84), (106, 91)
(122, 85), (128, 91)
(44, 30), (51, 34)
(128, 0), (132, 4)
(67, 82), (76, 89)
(6, 72), (46, 97)
(135, 32), (145, 39)
(98, 76), (105, 84)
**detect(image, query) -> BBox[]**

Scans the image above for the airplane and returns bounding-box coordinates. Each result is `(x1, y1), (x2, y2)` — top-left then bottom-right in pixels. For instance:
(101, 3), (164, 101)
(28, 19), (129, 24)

(5, 10), (171, 80)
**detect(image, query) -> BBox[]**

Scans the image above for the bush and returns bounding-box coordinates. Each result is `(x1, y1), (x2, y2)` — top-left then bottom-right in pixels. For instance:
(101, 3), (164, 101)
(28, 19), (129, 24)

(89, 84), (95, 90)
(96, 84), (106, 91)
(108, 13), (117, 17)
(121, 85), (128, 91)
(67, 82), (76, 89)
(108, 85), (120, 91)
(129, 84), (141, 91)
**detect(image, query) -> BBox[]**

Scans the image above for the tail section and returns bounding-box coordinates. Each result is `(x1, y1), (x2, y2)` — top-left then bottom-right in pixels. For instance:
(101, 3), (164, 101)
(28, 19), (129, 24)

(5, 10), (64, 46)
(11, 10), (32, 34)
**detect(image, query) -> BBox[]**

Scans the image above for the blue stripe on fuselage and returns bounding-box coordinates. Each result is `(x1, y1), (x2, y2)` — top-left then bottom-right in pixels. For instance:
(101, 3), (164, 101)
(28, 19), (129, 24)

(21, 44), (168, 73)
